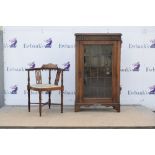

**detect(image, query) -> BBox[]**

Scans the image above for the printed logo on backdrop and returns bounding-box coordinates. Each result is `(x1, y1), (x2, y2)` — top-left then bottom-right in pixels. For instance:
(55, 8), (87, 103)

(10, 85), (18, 94)
(6, 61), (36, 72)
(150, 39), (155, 48)
(4, 38), (17, 48)
(4, 37), (75, 49)
(9, 38), (17, 48)
(146, 66), (155, 72)
(5, 85), (18, 94)
(63, 61), (70, 71)
(149, 85), (155, 94)
(121, 62), (140, 72)
(23, 38), (53, 48)
(6, 66), (25, 72)
(59, 43), (74, 48)
(45, 38), (52, 48)
(132, 62), (140, 71)
(129, 38), (155, 48)
(121, 62), (155, 73)
(28, 61), (35, 69)
(127, 85), (155, 96)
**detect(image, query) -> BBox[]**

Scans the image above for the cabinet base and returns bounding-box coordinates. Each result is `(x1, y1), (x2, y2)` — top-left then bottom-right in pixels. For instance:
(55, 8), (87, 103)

(75, 104), (120, 112)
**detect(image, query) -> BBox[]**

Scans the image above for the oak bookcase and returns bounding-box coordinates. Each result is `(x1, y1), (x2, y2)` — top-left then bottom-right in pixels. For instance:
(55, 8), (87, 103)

(75, 33), (122, 112)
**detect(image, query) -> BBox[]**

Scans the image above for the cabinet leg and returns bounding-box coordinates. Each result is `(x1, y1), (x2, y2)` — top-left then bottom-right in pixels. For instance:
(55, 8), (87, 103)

(115, 105), (120, 112)
(48, 91), (51, 109)
(75, 105), (80, 112)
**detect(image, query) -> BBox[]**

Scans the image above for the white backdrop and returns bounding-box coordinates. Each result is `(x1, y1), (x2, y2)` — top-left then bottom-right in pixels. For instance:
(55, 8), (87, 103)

(3, 26), (155, 109)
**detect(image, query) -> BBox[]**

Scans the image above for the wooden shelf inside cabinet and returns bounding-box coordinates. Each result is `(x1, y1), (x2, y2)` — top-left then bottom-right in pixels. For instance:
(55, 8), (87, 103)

(75, 33), (122, 112)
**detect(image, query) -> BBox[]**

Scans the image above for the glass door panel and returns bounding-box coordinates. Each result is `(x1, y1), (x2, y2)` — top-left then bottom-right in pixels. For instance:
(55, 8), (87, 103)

(84, 44), (112, 98)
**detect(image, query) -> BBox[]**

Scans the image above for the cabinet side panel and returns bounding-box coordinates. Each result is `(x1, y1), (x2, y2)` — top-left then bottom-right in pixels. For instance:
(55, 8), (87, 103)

(75, 40), (79, 103)
(116, 40), (121, 103)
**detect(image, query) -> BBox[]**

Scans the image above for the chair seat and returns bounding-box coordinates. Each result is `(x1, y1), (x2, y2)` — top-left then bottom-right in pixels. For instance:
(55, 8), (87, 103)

(30, 84), (63, 91)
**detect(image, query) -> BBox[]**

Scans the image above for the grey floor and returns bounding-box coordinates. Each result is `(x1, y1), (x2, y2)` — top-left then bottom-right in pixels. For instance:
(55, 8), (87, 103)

(0, 105), (155, 128)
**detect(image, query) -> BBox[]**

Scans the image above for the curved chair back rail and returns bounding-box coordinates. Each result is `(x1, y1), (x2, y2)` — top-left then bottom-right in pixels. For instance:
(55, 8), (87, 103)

(25, 67), (65, 86)
(25, 67), (65, 116)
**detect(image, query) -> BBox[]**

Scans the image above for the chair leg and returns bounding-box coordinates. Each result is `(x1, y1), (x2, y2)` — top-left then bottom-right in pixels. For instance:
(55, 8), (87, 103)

(39, 91), (42, 117)
(48, 91), (51, 109)
(28, 89), (30, 112)
(61, 90), (63, 113)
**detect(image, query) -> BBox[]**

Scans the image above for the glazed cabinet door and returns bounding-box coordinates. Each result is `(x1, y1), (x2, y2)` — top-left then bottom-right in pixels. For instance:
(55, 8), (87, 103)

(77, 41), (117, 104)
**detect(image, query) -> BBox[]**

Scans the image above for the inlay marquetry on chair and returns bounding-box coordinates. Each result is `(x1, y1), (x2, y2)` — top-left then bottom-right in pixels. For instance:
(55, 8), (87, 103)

(25, 63), (64, 116)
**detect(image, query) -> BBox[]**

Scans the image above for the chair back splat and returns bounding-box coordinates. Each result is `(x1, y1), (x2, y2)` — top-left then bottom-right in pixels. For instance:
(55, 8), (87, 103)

(35, 70), (42, 84)
(25, 64), (65, 116)
(54, 70), (61, 85)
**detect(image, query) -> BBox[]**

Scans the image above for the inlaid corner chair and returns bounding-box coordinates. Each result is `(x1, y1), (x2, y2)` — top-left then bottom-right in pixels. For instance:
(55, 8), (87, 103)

(26, 63), (64, 116)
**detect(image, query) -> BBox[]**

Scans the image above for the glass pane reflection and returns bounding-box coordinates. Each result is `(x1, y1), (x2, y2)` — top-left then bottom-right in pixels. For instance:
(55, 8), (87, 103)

(84, 44), (112, 98)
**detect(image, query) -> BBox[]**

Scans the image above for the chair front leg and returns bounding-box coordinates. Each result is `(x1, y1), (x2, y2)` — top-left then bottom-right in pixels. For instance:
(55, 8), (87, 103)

(61, 89), (63, 113)
(48, 91), (51, 109)
(27, 70), (31, 112)
(61, 70), (64, 113)
(28, 87), (30, 112)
